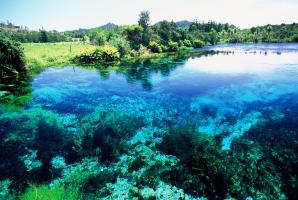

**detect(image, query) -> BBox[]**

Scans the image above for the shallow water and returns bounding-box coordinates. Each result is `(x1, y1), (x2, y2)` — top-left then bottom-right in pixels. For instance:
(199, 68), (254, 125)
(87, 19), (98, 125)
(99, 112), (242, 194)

(28, 43), (298, 147)
(1, 43), (298, 199)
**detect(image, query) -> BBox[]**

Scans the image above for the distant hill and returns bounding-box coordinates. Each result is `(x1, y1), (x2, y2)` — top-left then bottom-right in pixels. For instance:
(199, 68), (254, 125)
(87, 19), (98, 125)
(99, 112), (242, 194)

(154, 20), (193, 28)
(176, 20), (192, 28)
(100, 23), (118, 30)
(66, 23), (118, 35)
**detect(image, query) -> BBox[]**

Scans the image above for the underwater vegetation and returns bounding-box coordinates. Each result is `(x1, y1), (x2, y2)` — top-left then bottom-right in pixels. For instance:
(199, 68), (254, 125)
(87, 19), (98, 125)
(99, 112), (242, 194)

(0, 108), (78, 194)
(76, 106), (146, 161)
(157, 107), (297, 200)
(0, 75), (33, 109)
(0, 45), (298, 199)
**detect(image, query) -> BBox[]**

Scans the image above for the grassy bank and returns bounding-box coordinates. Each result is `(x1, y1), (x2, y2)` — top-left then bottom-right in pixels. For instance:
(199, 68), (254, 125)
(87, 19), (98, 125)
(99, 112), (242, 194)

(22, 42), (181, 72)
(22, 42), (96, 71)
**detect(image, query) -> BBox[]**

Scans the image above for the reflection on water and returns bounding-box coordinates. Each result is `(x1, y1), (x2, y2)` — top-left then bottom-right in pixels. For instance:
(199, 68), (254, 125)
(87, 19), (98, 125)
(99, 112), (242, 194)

(0, 43), (298, 199)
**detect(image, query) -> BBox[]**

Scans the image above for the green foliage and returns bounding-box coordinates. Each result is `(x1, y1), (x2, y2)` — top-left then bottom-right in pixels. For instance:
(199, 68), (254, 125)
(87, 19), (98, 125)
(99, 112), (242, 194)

(138, 10), (150, 30)
(124, 25), (144, 50)
(39, 30), (48, 43)
(88, 30), (106, 45)
(189, 20), (235, 32)
(75, 45), (120, 63)
(0, 22), (70, 43)
(167, 41), (179, 52)
(148, 41), (162, 53)
(291, 34), (298, 42)
(0, 36), (26, 78)
(208, 29), (219, 45)
(108, 33), (131, 56)
(182, 39), (192, 47)
(3, 16), (296, 69)
(221, 23), (298, 43)
(192, 39), (205, 48)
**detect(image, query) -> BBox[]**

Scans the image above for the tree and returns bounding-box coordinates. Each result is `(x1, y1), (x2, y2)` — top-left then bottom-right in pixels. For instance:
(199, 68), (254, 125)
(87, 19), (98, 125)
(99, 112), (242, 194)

(0, 36), (26, 77)
(88, 30), (106, 45)
(124, 25), (144, 50)
(138, 10), (150, 30)
(39, 30), (48, 43)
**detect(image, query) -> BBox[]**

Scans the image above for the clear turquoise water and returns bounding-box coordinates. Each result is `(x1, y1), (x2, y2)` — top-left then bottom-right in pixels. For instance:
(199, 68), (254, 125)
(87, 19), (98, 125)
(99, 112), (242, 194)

(27, 43), (298, 149)
(1, 43), (298, 198)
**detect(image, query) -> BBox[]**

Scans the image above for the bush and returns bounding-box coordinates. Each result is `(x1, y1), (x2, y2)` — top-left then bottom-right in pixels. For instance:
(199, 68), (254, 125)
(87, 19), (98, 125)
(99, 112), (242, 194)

(183, 39), (192, 47)
(167, 41), (179, 52)
(75, 45), (120, 64)
(148, 41), (162, 53)
(192, 39), (205, 48)
(0, 36), (26, 78)
(108, 34), (131, 56)
(291, 34), (298, 42)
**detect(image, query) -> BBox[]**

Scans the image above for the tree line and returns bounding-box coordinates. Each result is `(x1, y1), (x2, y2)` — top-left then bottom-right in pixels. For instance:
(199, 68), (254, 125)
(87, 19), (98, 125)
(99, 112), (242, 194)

(2, 12), (297, 50)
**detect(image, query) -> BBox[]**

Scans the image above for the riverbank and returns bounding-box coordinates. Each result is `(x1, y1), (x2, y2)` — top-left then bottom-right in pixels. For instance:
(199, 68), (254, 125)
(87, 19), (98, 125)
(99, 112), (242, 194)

(22, 42), (96, 72)
(22, 42), (195, 73)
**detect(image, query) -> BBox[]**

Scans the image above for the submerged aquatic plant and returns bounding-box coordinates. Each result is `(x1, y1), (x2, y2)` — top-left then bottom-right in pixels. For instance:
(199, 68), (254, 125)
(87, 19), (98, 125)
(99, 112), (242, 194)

(234, 105), (298, 200)
(20, 185), (66, 200)
(157, 111), (296, 200)
(76, 106), (146, 161)
(0, 108), (75, 191)
(158, 123), (229, 199)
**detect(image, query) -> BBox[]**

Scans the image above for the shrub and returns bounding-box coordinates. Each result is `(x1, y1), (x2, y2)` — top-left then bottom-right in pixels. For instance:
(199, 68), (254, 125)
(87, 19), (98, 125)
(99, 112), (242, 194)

(0, 36), (26, 78)
(167, 41), (179, 52)
(96, 45), (120, 62)
(291, 34), (298, 42)
(192, 39), (205, 48)
(183, 39), (192, 47)
(108, 34), (131, 56)
(89, 31), (106, 46)
(178, 46), (191, 52)
(75, 45), (120, 64)
(148, 41), (162, 53)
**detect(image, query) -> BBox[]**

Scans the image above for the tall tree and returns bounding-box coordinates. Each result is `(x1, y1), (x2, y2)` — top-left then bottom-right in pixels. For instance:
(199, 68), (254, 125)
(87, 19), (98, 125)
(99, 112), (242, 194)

(138, 10), (150, 30)
(40, 30), (48, 43)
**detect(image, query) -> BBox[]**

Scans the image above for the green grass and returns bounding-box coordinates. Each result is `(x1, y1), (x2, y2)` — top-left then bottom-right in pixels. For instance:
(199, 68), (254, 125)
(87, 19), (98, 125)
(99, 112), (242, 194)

(22, 42), (96, 72)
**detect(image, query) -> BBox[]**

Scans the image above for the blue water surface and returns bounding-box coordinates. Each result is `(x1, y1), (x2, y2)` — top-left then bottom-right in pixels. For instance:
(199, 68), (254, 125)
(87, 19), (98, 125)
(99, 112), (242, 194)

(23, 43), (298, 149)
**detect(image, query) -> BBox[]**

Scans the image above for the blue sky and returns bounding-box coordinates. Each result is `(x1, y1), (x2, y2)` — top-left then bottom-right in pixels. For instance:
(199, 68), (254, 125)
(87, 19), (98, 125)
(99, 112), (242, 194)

(0, 0), (298, 31)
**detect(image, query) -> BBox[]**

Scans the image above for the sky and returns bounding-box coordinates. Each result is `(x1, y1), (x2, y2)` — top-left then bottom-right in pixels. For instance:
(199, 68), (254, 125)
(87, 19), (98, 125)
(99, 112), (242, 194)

(0, 0), (298, 31)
